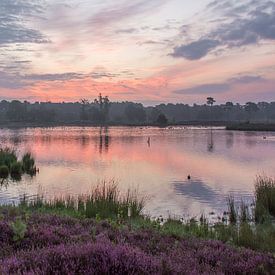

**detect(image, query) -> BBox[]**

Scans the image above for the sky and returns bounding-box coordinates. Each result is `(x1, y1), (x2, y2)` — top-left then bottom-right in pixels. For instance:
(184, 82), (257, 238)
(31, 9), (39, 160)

(0, 0), (275, 105)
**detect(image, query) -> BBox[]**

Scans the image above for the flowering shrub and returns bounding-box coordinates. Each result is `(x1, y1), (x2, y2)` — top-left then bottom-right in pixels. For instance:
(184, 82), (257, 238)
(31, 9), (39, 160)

(0, 210), (273, 274)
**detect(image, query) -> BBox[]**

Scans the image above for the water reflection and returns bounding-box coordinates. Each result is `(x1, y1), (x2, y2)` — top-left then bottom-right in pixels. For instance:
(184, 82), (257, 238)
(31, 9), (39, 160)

(0, 126), (274, 217)
(207, 128), (214, 152)
(173, 179), (223, 208)
(98, 127), (110, 154)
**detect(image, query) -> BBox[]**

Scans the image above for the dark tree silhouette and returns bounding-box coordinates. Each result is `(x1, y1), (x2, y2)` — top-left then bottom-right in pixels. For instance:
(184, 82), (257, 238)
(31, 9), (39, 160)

(207, 97), (216, 106)
(156, 114), (168, 125)
(245, 102), (259, 122)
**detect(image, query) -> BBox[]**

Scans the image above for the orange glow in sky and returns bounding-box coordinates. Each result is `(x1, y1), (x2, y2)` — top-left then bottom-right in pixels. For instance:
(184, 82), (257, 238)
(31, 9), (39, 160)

(0, 0), (275, 104)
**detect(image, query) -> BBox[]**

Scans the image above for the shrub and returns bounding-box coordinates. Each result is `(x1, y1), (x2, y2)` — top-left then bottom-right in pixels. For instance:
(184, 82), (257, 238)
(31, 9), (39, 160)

(10, 218), (27, 242)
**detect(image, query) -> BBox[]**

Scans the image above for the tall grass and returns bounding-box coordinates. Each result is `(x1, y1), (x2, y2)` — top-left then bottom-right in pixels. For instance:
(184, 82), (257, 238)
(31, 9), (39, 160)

(227, 196), (237, 224)
(23, 182), (145, 220)
(255, 176), (275, 222)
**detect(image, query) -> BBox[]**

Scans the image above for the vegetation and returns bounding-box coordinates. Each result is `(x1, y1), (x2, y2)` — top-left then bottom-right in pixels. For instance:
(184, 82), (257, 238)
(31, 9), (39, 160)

(0, 148), (37, 180)
(255, 175), (275, 222)
(0, 208), (273, 274)
(0, 177), (274, 273)
(156, 113), (168, 125)
(12, 177), (275, 253)
(21, 182), (144, 221)
(1, 98), (275, 127)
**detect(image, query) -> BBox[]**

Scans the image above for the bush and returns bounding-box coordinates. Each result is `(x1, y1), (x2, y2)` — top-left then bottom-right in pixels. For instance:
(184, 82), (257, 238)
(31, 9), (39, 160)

(10, 218), (27, 242)
(0, 165), (9, 179)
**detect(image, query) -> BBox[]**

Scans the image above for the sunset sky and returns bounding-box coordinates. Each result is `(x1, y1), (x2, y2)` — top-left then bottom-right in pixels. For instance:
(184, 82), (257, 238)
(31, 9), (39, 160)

(0, 0), (275, 105)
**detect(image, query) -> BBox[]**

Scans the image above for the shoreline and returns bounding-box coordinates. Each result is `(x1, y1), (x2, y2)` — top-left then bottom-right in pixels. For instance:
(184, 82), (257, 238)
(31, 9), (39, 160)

(226, 123), (275, 132)
(0, 121), (228, 129)
(1, 121), (275, 132)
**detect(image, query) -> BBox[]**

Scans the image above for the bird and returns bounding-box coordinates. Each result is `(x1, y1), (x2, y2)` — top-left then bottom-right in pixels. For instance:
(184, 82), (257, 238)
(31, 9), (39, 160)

(187, 175), (191, 180)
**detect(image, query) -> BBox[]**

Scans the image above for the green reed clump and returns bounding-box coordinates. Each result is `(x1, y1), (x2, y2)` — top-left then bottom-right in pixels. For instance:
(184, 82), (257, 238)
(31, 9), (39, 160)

(227, 196), (237, 224)
(0, 148), (17, 170)
(23, 182), (145, 220)
(0, 148), (37, 180)
(255, 176), (275, 222)
(22, 153), (36, 175)
(10, 162), (22, 176)
(85, 182), (145, 219)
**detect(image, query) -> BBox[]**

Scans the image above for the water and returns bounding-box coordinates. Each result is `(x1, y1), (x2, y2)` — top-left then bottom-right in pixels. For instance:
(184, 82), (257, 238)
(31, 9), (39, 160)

(0, 126), (274, 218)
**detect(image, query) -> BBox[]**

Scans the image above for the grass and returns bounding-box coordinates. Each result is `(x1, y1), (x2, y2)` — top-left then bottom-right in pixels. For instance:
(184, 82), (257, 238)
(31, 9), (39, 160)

(255, 175), (275, 222)
(3, 177), (275, 254)
(20, 182), (145, 221)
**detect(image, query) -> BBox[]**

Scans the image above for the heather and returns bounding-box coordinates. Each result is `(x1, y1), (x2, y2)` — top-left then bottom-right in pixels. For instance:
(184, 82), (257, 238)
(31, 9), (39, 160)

(0, 209), (273, 274)
(1, 178), (275, 273)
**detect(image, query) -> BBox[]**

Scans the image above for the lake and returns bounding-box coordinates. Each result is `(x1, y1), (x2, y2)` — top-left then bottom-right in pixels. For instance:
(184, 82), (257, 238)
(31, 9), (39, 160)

(0, 126), (274, 218)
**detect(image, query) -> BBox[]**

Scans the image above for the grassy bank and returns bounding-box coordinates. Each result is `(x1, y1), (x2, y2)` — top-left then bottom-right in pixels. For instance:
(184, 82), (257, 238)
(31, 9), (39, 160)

(226, 123), (275, 132)
(0, 178), (274, 273)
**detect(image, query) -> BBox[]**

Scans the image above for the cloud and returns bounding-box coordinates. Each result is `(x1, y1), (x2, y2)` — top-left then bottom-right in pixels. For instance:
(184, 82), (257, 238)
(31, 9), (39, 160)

(0, 0), (48, 46)
(25, 71), (122, 82)
(229, 75), (265, 84)
(171, 39), (220, 60)
(115, 28), (137, 34)
(0, 71), (27, 89)
(174, 83), (230, 95)
(88, 0), (169, 30)
(25, 73), (84, 82)
(172, 0), (275, 60)
(0, 69), (128, 90)
(173, 75), (266, 95)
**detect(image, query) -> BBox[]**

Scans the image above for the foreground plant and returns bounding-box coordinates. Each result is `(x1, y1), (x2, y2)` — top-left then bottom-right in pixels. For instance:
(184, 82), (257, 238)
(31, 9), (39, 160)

(0, 210), (273, 274)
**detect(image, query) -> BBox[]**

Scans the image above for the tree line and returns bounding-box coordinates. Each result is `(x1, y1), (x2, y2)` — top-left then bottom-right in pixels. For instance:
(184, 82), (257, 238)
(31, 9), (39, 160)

(0, 95), (275, 125)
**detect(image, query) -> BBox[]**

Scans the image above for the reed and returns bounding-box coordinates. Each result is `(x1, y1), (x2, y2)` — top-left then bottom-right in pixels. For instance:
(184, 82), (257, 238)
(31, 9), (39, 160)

(255, 175), (275, 222)
(23, 181), (145, 220)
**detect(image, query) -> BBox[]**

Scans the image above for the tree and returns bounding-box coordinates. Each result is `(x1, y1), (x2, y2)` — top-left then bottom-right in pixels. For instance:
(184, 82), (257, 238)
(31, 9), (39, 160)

(6, 100), (26, 121)
(124, 104), (146, 123)
(80, 99), (90, 120)
(156, 114), (168, 125)
(224, 102), (234, 121)
(207, 97), (216, 106)
(94, 94), (111, 124)
(244, 102), (259, 122)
